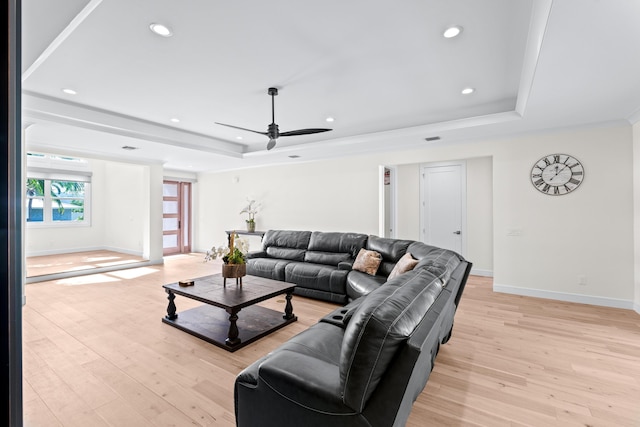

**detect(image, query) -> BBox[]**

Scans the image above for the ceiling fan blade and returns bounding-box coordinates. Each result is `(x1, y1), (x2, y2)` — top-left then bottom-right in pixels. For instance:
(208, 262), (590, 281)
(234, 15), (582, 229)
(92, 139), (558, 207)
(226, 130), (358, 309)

(215, 122), (268, 136)
(266, 138), (277, 151)
(278, 128), (332, 137)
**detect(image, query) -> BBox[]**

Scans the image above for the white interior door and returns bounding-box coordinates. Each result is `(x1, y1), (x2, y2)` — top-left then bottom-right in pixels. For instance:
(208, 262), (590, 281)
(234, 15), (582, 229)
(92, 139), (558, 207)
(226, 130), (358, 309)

(420, 162), (466, 255)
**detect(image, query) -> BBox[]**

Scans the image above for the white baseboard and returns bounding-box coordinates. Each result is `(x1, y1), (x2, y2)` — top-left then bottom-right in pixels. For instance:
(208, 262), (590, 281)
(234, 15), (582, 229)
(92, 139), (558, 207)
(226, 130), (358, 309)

(26, 246), (144, 258)
(493, 283), (634, 310)
(470, 268), (493, 277)
(635, 301), (640, 314)
(25, 258), (163, 284)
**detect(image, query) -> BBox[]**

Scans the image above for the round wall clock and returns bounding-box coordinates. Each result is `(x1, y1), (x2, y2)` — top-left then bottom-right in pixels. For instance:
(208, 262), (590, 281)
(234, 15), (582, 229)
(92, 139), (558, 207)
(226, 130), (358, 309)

(530, 153), (584, 195)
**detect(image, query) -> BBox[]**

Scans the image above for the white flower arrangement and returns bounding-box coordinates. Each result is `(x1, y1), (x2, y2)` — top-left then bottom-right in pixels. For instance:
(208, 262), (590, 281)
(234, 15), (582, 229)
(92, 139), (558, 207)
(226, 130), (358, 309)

(240, 198), (260, 224)
(204, 233), (250, 263)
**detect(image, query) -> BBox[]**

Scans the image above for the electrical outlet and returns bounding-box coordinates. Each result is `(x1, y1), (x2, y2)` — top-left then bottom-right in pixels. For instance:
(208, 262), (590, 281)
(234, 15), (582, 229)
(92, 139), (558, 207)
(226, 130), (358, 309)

(578, 275), (588, 286)
(506, 228), (523, 237)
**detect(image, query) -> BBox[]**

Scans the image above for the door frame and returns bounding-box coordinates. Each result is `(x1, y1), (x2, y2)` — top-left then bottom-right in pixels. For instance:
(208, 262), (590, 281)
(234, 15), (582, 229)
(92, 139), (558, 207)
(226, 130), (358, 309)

(162, 180), (192, 255)
(419, 160), (467, 257)
(378, 165), (397, 238)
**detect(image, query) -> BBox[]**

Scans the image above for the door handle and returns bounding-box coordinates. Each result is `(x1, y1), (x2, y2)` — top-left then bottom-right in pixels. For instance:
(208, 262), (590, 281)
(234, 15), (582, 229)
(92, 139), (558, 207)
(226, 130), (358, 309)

(453, 230), (461, 235)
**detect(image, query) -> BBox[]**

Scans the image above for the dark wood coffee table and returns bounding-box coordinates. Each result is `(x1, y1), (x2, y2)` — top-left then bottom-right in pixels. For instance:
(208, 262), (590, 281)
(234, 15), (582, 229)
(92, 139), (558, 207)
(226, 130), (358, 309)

(162, 274), (297, 352)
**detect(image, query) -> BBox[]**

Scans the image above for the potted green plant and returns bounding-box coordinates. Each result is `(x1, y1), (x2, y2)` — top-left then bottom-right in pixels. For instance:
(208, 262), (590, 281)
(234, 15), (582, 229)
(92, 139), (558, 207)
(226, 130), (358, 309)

(205, 232), (248, 283)
(240, 198), (260, 232)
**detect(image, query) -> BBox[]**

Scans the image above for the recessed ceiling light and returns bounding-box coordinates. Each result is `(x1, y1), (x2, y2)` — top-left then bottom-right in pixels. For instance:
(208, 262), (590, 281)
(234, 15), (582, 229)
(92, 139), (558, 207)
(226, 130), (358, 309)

(170, 118), (180, 123)
(443, 26), (463, 38)
(149, 23), (172, 37)
(325, 117), (335, 123)
(236, 136), (243, 140)
(461, 87), (475, 95)
(62, 88), (77, 95)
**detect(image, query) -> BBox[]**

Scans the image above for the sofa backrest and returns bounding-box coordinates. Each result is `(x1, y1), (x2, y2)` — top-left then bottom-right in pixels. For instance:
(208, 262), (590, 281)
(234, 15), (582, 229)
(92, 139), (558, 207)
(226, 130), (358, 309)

(366, 235), (413, 276)
(262, 230), (311, 261)
(339, 269), (443, 412)
(304, 231), (367, 266)
(408, 241), (463, 285)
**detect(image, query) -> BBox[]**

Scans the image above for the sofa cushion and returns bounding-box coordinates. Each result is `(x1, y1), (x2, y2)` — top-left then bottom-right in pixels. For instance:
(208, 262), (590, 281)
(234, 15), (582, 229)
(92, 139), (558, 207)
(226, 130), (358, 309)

(346, 270), (387, 300)
(303, 232), (368, 266)
(307, 231), (368, 256)
(265, 246), (306, 261)
(284, 262), (350, 296)
(304, 251), (352, 266)
(366, 235), (413, 277)
(339, 270), (443, 412)
(387, 252), (419, 280)
(261, 230), (311, 261)
(246, 257), (291, 281)
(352, 249), (382, 276)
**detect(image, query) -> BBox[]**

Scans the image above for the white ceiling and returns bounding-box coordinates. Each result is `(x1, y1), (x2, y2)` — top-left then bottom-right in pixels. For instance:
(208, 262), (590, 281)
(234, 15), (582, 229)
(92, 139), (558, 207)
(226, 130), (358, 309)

(21, 0), (640, 173)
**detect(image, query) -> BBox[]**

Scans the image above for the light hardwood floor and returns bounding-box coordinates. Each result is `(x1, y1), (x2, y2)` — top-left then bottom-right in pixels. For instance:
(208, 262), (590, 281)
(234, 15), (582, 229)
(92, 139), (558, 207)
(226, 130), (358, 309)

(26, 250), (147, 278)
(23, 254), (640, 426)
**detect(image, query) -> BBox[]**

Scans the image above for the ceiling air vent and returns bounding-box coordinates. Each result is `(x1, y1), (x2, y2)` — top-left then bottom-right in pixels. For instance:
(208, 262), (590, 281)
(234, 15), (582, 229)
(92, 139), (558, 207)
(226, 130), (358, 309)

(424, 136), (441, 142)
(121, 146), (139, 150)
(288, 155), (301, 159)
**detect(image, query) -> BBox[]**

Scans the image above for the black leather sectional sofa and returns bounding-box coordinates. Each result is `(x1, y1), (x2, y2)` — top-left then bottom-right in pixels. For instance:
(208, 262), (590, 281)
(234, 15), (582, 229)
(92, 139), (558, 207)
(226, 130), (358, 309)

(236, 230), (472, 427)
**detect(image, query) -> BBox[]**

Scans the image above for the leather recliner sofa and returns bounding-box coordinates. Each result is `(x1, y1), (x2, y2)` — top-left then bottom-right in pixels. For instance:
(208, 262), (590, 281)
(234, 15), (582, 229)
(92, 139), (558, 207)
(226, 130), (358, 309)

(236, 229), (472, 426)
(246, 230), (464, 304)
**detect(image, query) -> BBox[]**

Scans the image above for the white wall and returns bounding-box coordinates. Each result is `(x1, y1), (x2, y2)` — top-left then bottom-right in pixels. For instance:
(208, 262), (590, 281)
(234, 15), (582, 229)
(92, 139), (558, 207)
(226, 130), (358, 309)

(492, 126), (634, 307)
(380, 157), (493, 274)
(195, 157), (380, 252)
(465, 157), (493, 275)
(633, 122), (640, 313)
(395, 164), (420, 240)
(197, 123), (636, 309)
(25, 158), (157, 258)
(103, 162), (147, 254)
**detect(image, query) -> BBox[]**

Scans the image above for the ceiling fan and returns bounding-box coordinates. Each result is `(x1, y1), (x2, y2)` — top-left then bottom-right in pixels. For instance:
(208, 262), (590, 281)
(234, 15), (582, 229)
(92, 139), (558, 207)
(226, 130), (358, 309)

(215, 87), (332, 151)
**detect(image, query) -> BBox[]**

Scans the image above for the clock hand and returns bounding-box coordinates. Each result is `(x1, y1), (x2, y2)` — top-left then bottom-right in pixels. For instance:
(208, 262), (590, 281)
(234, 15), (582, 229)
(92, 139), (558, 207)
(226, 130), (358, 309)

(549, 164), (568, 181)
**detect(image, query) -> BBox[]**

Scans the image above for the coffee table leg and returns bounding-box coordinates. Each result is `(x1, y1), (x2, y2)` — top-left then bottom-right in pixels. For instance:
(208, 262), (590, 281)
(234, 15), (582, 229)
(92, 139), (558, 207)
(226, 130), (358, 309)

(284, 291), (295, 320)
(225, 308), (241, 346)
(165, 290), (177, 320)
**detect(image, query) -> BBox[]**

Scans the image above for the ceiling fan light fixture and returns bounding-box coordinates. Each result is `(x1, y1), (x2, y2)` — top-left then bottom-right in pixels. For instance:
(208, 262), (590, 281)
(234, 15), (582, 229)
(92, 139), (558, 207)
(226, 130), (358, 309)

(149, 23), (173, 37)
(215, 87), (333, 152)
(443, 26), (463, 38)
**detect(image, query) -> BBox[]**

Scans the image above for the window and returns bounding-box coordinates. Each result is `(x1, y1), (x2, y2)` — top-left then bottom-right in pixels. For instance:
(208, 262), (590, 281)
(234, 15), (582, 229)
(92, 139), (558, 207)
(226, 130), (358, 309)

(26, 153), (92, 227)
(26, 178), (89, 225)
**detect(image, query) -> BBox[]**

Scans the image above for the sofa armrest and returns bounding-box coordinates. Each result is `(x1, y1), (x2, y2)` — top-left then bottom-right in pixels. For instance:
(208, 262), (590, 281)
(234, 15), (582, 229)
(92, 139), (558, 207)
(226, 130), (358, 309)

(246, 250), (267, 259)
(253, 350), (351, 413)
(338, 261), (353, 271)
